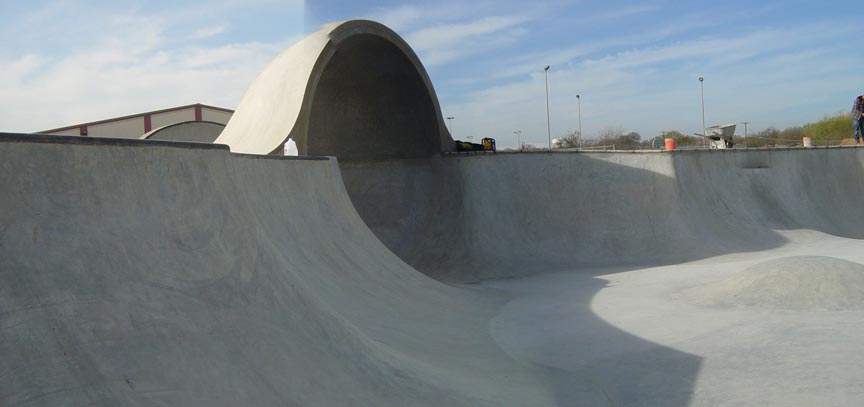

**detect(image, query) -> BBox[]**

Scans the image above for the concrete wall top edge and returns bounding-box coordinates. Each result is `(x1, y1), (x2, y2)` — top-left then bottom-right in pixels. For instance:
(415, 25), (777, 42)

(230, 152), (330, 161)
(0, 132), (228, 150)
(0, 132), (332, 162)
(140, 121), (226, 140)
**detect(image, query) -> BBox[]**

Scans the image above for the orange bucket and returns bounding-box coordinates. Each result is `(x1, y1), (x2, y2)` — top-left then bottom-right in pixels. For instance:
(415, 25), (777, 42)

(664, 138), (676, 151)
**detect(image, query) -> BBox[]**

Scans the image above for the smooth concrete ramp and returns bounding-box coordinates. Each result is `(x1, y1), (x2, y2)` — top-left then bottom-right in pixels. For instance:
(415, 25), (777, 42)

(0, 134), (557, 406)
(335, 147), (864, 405)
(6, 135), (864, 405)
(341, 148), (864, 282)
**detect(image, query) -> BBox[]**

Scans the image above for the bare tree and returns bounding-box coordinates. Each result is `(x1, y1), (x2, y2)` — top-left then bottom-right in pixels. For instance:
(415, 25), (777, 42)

(521, 142), (539, 151)
(597, 126), (625, 144)
(558, 130), (581, 148)
(591, 127), (641, 148)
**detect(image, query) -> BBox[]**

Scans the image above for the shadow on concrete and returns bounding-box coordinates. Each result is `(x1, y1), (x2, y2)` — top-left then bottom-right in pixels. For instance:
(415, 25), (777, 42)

(0, 135), (557, 406)
(675, 148), (864, 240)
(486, 269), (702, 406)
(338, 154), (726, 406)
(339, 152), (792, 283)
(6, 134), (863, 406)
(307, 34), (442, 161)
(339, 148), (864, 405)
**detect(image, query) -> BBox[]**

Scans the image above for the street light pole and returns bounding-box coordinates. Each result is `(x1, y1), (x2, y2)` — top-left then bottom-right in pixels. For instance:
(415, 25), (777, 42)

(576, 94), (582, 148)
(699, 76), (706, 149)
(446, 116), (455, 138)
(544, 65), (551, 150)
(741, 121), (750, 149)
(513, 130), (522, 151)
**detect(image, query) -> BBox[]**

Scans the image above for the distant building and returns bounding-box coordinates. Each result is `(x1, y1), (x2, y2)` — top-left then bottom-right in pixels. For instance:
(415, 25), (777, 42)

(38, 103), (233, 140)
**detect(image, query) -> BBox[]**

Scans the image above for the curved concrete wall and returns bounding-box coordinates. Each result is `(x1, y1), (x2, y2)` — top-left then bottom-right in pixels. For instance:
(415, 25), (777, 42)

(216, 20), (453, 160)
(141, 121), (225, 143)
(341, 148), (864, 282)
(0, 134), (555, 406)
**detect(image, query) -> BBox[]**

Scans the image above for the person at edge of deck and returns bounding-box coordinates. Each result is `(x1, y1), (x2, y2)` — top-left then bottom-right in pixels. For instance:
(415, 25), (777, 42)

(852, 95), (864, 144)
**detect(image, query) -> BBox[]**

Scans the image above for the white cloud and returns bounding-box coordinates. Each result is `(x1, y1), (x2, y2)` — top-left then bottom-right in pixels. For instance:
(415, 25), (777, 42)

(0, 54), (47, 82)
(191, 25), (228, 40)
(405, 16), (530, 65)
(0, 20), (291, 132)
(590, 4), (661, 22)
(441, 20), (859, 149)
(366, 2), (501, 32)
(408, 16), (528, 51)
(443, 13), (724, 86)
(0, 2), (306, 132)
(364, 2), (542, 66)
(2, 1), (855, 149)
(369, 5), (426, 31)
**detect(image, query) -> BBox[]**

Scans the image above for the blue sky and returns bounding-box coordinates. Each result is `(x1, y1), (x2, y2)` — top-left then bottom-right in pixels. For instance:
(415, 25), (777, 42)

(1, 1), (860, 148)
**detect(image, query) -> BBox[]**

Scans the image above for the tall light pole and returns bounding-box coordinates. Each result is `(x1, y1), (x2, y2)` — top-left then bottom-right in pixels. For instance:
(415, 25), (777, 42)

(699, 76), (706, 149)
(576, 94), (582, 148)
(446, 116), (455, 138)
(513, 130), (522, 151)
(741, 121), (750, 148)
(544, 65), (551, 150)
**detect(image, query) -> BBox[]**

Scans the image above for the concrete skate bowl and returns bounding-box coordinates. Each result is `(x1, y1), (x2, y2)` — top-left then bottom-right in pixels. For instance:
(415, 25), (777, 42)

(140, 121), (225, 143)
(673, 148), (864, 239)
(9, 18), (864, 406)
(0, 133), (708, 406)
(215, 20), (452, 160)
(0, 133), (564, 406)
(0, 21), (703, 406)
(338, 152), (768, 282)
(340, 148), (864, 282)
(691, 256), (864, 310)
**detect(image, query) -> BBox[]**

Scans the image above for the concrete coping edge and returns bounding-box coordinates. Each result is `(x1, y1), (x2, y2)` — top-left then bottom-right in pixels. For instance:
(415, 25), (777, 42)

(0, 132), (330, 161)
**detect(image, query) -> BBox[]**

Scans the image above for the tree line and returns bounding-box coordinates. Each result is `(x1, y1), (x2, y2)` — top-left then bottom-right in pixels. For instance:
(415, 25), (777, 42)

(511, 111), (855, 150)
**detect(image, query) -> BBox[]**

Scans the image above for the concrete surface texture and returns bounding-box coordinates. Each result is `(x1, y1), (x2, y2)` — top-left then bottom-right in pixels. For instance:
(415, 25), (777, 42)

(484, 233), (864, 406)
(140, 121), (225, 143)
(6, 17), (864, 406)
(339, 148), (864, 405)
(215, 20), (453, 159)
(341, 148), (864, 282)
(689, 255), (864, 310)
(0, 134), (556, 406)
(5, 131), (864, 405)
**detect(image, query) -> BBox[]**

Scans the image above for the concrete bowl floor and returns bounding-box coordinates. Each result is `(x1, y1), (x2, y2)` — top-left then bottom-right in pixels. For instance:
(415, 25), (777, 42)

(484, 229), (864, 406)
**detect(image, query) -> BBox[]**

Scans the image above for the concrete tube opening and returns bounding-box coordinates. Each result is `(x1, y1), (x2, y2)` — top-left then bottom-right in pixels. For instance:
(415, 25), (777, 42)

(307, 34), (441, 161)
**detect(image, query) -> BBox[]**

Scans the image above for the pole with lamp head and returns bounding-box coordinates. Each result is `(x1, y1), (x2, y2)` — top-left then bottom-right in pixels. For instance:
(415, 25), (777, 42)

(446, 116), (455, 138)
(544, 65), (551, 150)
(576, 94), (582, 148)
(699, 77), (706, 149)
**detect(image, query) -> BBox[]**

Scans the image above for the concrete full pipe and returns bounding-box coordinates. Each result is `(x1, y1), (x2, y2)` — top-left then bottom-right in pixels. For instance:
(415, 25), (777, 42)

(215, 20), (455, 160)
